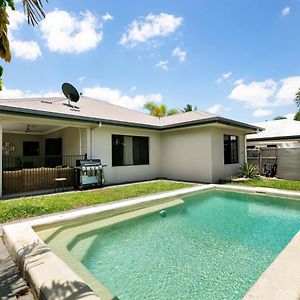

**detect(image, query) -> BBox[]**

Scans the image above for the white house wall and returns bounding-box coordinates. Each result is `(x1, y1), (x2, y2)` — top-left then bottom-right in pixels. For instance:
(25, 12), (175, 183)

(160, 127), (213, 183)
(211, 127), (246, 183)
(91, 125), (161, 185)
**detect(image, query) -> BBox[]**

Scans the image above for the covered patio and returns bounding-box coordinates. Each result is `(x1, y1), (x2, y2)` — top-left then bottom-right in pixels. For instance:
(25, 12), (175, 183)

(0, 113), (95, 197)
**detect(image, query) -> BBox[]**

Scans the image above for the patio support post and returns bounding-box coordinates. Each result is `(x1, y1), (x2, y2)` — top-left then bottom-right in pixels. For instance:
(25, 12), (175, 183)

(86, 127), (92, 159)
(0, 123), (2, 196)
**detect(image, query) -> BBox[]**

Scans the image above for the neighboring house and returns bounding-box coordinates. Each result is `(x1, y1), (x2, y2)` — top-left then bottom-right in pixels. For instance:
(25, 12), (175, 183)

(247, 119), (300, 149)
(0, 96), (260, 196)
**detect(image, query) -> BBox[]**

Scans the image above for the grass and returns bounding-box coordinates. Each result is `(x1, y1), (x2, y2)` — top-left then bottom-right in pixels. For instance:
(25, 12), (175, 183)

(0, 180), (192, 224)
(227, 177), (300, 191)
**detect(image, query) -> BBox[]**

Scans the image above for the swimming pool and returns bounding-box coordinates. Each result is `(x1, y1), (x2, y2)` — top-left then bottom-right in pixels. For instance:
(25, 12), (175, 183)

(39, 189), (300, 299)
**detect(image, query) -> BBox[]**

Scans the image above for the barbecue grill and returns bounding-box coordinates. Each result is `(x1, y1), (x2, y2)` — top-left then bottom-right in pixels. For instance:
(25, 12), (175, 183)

(75, 159), (106, 189)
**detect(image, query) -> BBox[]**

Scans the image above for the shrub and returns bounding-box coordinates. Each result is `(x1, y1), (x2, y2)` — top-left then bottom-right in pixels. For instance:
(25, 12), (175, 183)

(240, 162), (258, 178)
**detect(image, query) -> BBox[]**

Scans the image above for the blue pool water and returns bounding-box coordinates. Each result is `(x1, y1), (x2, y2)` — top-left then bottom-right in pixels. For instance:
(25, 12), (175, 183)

(69, 190), (300, 299)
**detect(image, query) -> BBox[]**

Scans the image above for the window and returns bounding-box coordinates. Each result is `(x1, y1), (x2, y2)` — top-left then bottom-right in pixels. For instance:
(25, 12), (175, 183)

(112, 135), (149, 166)
(23, 141), (39, 156)
(224, 135), (238, 164)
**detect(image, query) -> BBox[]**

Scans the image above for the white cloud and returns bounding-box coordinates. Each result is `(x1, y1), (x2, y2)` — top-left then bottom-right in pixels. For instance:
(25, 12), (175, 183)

(40, 9), (103, 53)
(7, 8), (42, 61)
(285, 113), (295, 120)
(120, 13), (183, 47)
(234, 79), (244, 85)
(207, 104), (231, 114)
(282, 7), (290, 17)
(0, 86), (61, 99)
(216, 72), (232, 83)
(229, 76), (300, 117)
(78, 76), (86, 82)
(155, 60), (169, 71)
(275, 76), (300, 105)
(223, 72), (232, 78)
(228, 79), (277, 108)
(82, 85), (162, 110)
(10, 40), (42, 60)
(253, 109), (273, 117)
(130, 86), (137, 92)
(8, 8), (26, 31)
(207, 104), (222, 114)
(102, 13), (113, 22)
(172, 47), (187, 62)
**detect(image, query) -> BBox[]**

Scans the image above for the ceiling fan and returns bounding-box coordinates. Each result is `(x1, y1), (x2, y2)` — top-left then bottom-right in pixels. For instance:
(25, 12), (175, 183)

(26, 125), (31, 133)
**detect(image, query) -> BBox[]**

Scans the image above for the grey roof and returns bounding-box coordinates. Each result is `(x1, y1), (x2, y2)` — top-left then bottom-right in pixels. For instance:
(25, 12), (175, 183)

(0, 96), (260, 132)
(247, 119), (300, 140)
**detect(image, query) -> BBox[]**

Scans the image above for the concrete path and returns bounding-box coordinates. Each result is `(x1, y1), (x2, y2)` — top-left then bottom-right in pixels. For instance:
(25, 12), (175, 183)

(0, 237), (33, 300)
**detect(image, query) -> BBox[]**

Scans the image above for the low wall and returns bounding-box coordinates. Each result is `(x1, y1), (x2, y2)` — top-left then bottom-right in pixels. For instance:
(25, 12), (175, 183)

(3, 167), (75, 195)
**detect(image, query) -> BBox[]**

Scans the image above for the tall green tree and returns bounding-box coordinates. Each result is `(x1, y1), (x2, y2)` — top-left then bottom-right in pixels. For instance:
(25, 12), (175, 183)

(144, 102), (179, 117)
(181, 104), (197, 113)
(294, 111), (300, 121)
(0, 0), (47, 89)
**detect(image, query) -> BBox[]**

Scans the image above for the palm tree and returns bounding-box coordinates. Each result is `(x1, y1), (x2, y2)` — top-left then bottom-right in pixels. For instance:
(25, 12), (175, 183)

(144, 102), (179, 117)
(295, 88), (300, 108)
(181, 104), (197, 112)
(273, 116), (287, 120)
(0, 0), (47, 62)
(294, 111), (300, 121)
(0, 0), (47, 89)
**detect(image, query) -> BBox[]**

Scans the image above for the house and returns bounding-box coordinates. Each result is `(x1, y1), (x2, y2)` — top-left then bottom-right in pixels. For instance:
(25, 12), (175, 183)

(247, 119), (300, 149)
(0, 96), (260, 196)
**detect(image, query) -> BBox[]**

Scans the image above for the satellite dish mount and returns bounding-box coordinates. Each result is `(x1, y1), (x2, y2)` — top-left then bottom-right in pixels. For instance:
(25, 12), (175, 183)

(62, 82), (80, 109)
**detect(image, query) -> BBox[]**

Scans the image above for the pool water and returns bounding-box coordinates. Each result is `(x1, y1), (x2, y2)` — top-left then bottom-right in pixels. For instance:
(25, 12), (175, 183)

(69, 190), (300, 299)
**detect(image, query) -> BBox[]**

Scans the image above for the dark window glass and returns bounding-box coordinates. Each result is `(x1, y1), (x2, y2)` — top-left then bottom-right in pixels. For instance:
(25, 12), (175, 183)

(112, 135), (124, 166)
(112, 135), (149, 166)
(23, 141), (39, 156)
(224, 135), (238, 164)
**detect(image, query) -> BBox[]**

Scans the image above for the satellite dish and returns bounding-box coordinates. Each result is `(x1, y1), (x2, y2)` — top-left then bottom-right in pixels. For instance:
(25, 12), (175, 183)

(62, 82), (80, 107)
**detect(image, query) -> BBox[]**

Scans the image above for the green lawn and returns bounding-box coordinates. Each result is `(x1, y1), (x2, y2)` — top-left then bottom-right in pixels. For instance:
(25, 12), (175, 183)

(0, 180), (192, 224)
(227, 178), (300, 191)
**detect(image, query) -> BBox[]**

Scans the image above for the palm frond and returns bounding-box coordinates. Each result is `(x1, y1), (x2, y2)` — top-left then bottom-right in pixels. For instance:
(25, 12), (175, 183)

(167, 108), (179, 116)
(22, 0), (47, 26)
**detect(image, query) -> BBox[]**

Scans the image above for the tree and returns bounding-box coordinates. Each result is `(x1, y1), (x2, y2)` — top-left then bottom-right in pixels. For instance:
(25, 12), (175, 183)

(296, 88), (300, 108)
(273, 116), (287, 120)
(144, 102), (179, 117)
(181, 104), (197, 113)
(294, 111), (300, 121)
(0, 0), (47, 89)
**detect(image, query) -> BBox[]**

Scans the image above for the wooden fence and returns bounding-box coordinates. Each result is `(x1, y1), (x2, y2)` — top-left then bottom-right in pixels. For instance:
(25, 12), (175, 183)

(247, 148), (300, 180)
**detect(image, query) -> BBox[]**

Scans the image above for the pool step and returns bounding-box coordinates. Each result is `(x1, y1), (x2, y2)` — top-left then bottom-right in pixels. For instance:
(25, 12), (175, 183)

(0, 237), (32, 300)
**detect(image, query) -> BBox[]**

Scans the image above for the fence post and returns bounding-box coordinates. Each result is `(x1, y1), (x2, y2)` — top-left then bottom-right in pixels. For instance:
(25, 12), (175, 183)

(259, 148), (263, 174)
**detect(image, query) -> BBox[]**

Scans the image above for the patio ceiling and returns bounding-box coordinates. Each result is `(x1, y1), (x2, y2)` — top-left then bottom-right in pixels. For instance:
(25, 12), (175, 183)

(2, 121), (65, 135)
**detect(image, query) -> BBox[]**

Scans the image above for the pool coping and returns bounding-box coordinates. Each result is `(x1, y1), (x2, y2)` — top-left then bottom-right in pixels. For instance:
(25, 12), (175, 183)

(2, 184), (300, 300)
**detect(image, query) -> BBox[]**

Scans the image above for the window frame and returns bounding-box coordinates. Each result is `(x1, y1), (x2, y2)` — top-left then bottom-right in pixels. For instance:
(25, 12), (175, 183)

(112, 134), (149, 167)
(223, 134), (239, 165)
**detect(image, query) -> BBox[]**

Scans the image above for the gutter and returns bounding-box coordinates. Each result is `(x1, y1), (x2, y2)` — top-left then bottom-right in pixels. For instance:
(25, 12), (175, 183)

(247, 135), (300, 142)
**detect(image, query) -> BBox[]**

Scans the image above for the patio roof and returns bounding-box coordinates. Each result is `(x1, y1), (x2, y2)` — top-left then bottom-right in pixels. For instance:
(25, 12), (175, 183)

(0, 96), (261, 132)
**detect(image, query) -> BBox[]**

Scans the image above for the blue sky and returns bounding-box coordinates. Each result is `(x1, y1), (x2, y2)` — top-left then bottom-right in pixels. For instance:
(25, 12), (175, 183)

(2, 0), (300, 123)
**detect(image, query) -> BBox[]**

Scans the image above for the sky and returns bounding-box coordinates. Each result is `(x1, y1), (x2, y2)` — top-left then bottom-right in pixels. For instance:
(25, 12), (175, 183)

(2, 0), (300, 123)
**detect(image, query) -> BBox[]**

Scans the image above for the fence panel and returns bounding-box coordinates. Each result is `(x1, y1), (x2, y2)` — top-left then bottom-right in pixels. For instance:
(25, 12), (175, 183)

(277, 148), (300, 180)
(247, 148), (300, 180)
